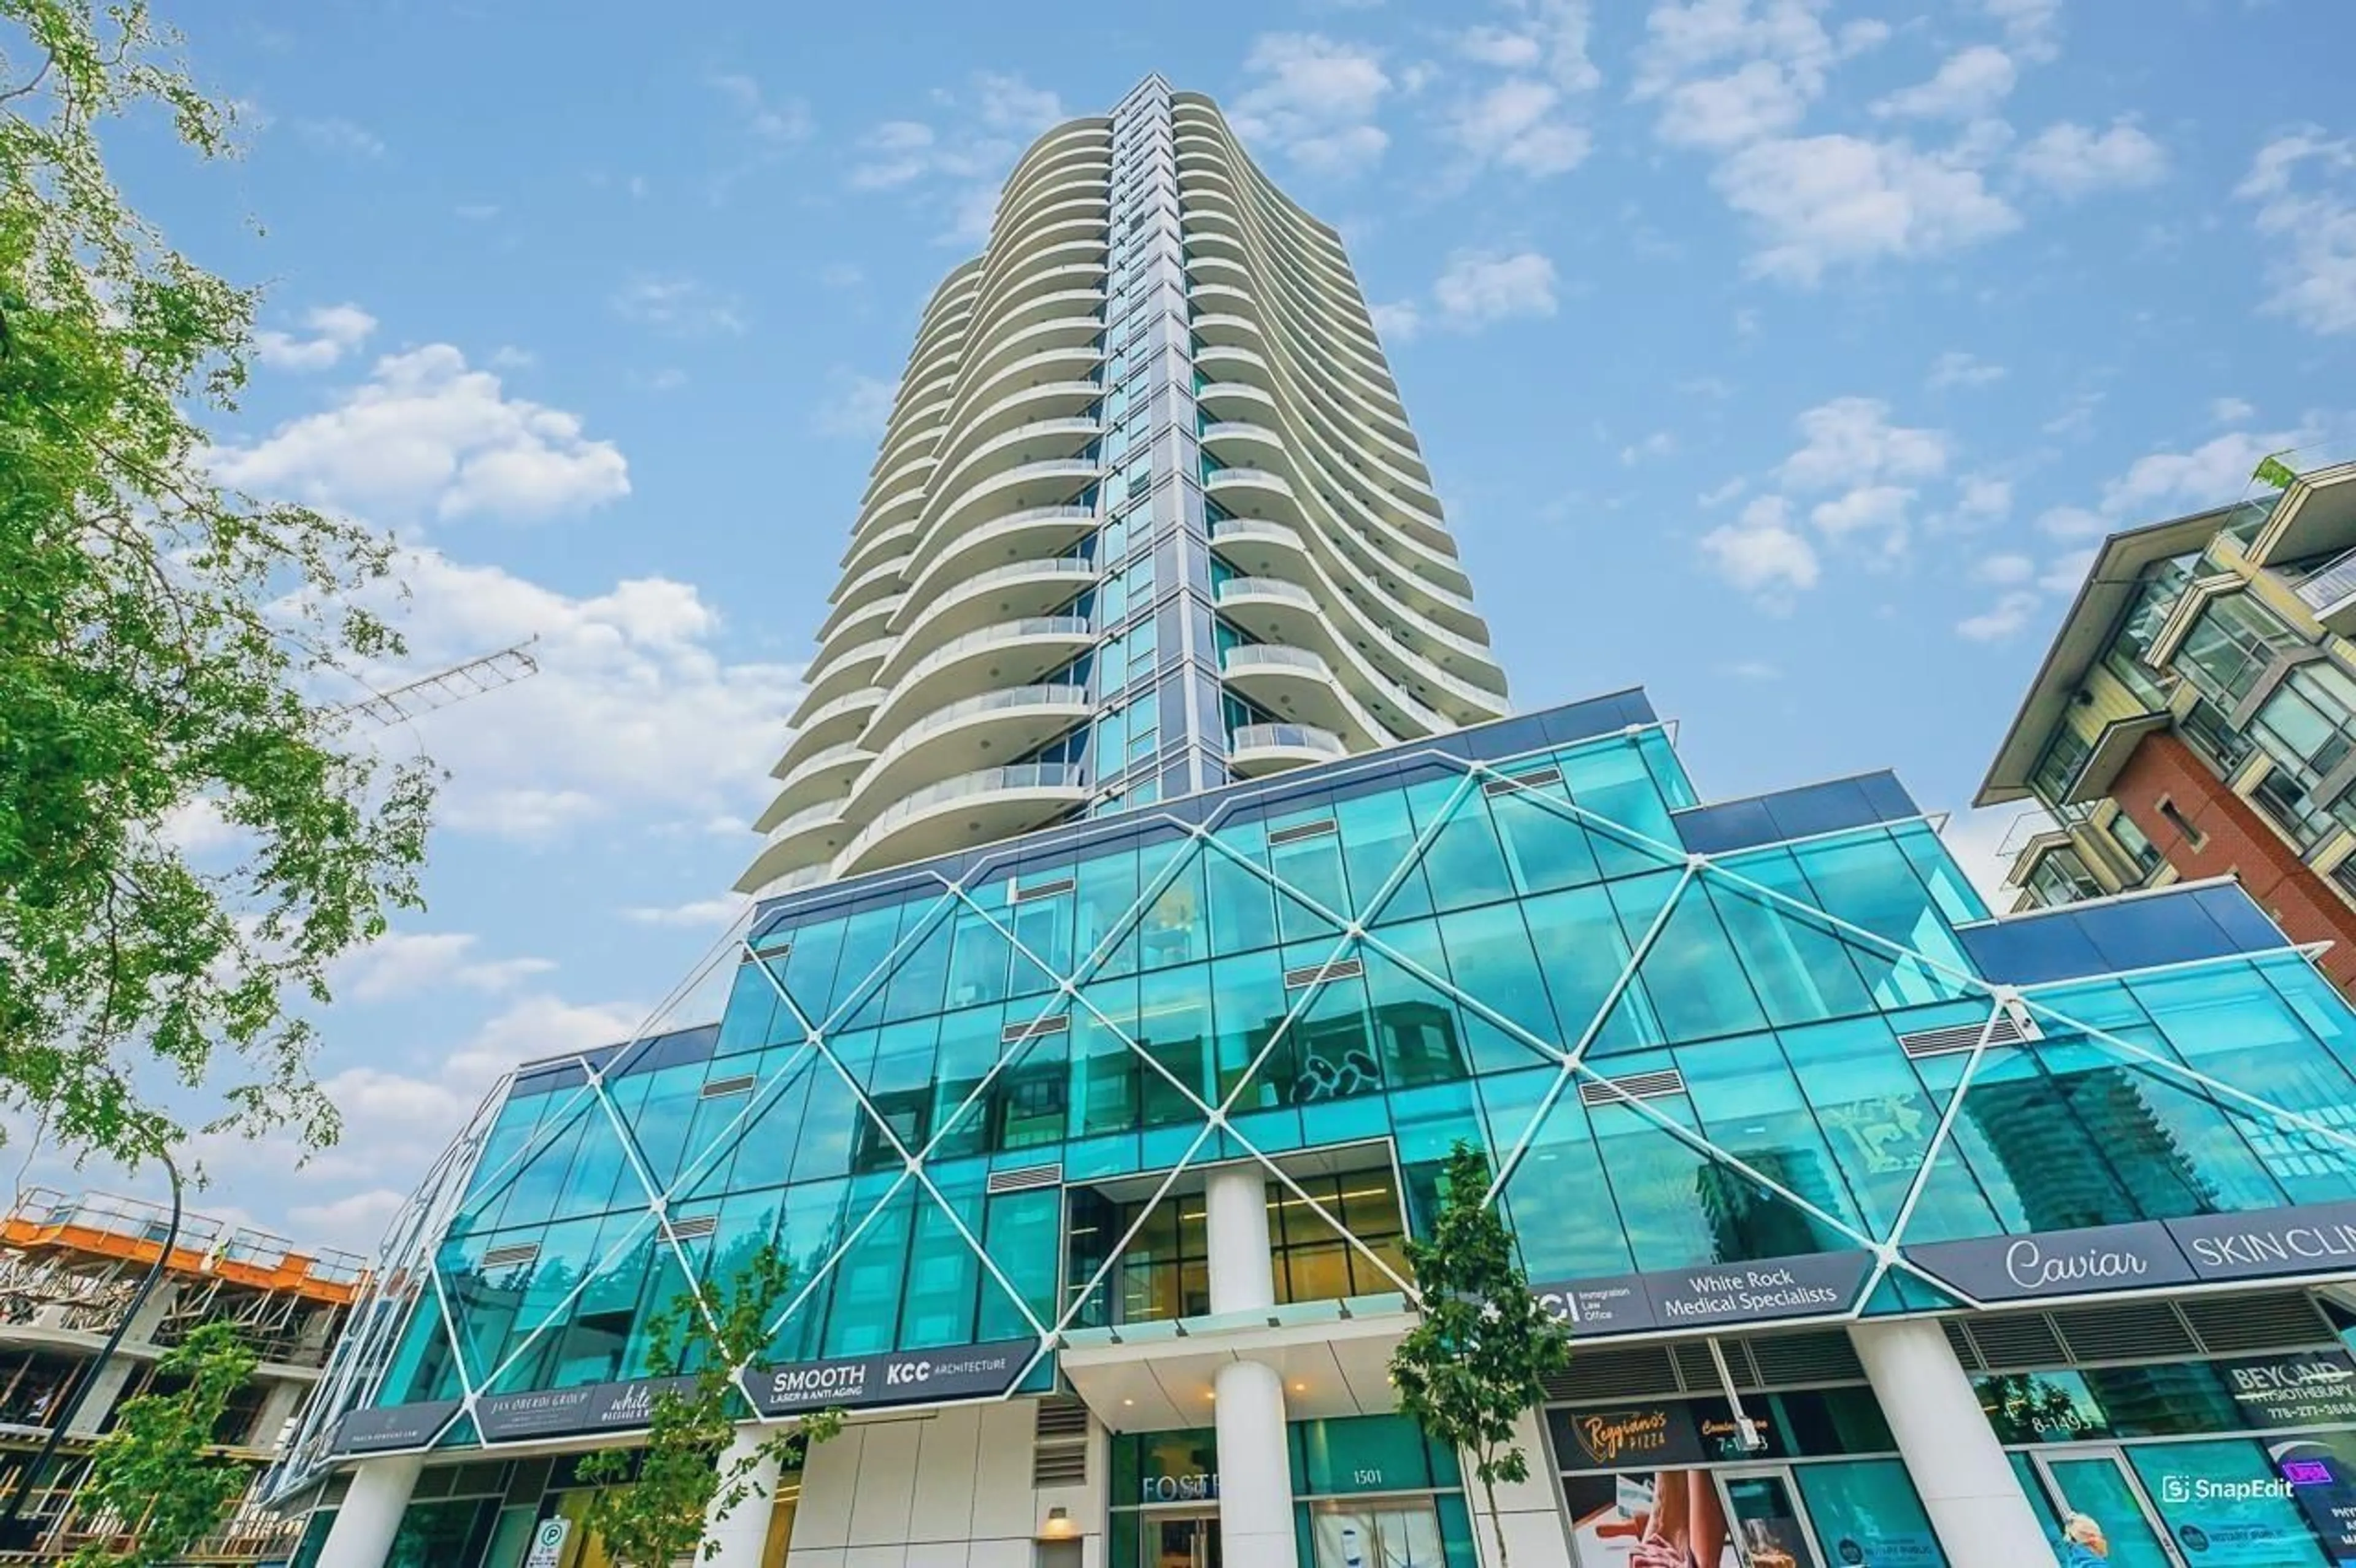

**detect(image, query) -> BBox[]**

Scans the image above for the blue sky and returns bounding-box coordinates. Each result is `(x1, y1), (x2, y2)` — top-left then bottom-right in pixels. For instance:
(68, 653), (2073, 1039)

(69, 0), (2356, 1244)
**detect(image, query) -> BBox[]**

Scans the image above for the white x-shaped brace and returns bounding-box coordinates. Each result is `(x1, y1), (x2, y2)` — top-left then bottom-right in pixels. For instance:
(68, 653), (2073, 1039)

(377, 734), (2356, 1441)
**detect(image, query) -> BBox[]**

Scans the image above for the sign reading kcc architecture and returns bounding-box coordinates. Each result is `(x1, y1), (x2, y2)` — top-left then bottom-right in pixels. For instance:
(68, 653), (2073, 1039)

(1908, 1199), (2356, 1305)
(1532, 1251), (1873, 1336)
(334, 1399), (462, 1455)
(744, 1337), (1034, 1418)
(474, 1376), (700, 1442)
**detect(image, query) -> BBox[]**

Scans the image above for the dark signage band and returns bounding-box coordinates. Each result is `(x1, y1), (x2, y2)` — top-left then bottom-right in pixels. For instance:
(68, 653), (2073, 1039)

(1532, 1251), (1874, 1337)
(744, 1337), (1036, 1418)
(1906, 1198), (2356, 1306)
(335, 1399), (463, 1455)
(475, 1376), (700, 1442)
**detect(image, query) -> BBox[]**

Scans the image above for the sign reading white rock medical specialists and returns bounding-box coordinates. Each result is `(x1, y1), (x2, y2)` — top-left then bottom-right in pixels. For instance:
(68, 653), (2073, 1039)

(1908, 1199), (2356, 1306)
(744, 1337), (1034, 1418)
(1531, 1251), (1873, 1335)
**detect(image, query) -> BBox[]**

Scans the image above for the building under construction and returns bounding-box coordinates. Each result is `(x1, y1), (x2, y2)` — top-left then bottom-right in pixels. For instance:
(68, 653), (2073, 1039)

(0, 1189), (363, 1564)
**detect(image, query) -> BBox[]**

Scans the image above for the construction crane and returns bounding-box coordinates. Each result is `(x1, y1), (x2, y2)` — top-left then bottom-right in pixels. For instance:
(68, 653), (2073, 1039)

(331, 636), (540, 729)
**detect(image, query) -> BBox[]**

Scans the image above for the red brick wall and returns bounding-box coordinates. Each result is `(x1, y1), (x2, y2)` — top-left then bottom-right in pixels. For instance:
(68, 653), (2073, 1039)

(2109, 731), (2356, 996)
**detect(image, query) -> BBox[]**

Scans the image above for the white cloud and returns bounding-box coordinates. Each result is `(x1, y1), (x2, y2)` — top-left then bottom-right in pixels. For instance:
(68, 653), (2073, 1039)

(1450, 79), (1592, 175)
(1981, 0), (2063, 63)
(294, 117), (383, 158)
(710, 72), (813, 144)
(208, 345), (629, 523)
(1657, 59), (1814, 150)
(1809, 483), (1913, 537)
(1620, 431), (1676, 464)
(1231, 34), (1394, 175)
(625, 896), (752, 929)
(1928, 350), (2006, 390)
(973, 71), (1066, 134)
(2037, 504), (2106, 540)
(610, 276), (749, 337)
(852, 120), (948, 190)
(814, 372), (899, 440)
(1370, 300), (1424, 343)
(1460, 25), (1543, 69)
(253, 304), (378, 372)
(844, 73), (1064, 245)
(1715, 134), (2020, 283)
(2101, 425), (2325, 521)
(329, 931), (555, 1003)
(1432, 249), (1558, 326)
(2212, 397), (2257, 425)
(1976, 552), (2036, 585)
(1720, 659), (1782, 680)
(359, 548), (804, 840)
(1777, 397), (1950, 492)
(2040, 546), (2098, 595)
(2016, 120), (2168, 198)
(1957, 590), (2041, 642)
(1873, 46), (2016, 121)
(1955, 474), (2014, 523)
(2237, 130), (2356, 335)
(1700, 494), (1820, 596)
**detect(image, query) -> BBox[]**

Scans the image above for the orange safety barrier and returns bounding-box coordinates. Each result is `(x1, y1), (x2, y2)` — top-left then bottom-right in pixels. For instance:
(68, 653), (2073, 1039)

(0, 1192), (366, 1308)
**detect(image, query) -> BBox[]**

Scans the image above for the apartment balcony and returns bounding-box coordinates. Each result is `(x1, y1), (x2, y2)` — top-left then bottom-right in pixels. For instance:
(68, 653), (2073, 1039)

(836, 764), (1088, 877)
(756, 742), (876, 829)
(2295, 545), (2356, 637)
(850, 683), (1092, 812)
(917, 459), (1104, 567)
(883, 556), (1099, 670)
(864, 616), (1098, 744)
(1197, 420), (1287, 467)
(772, 686), (885, 774)
(796, 634), (893, 710)
(1220, 644), (1390, 748)
(735, 797), (854, 893)
(907, 505), (1100, 603)
(1227, 721), (1349, 778)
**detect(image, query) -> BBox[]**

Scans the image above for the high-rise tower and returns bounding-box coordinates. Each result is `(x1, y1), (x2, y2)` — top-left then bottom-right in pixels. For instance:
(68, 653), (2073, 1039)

(739, 77), (1509, 897)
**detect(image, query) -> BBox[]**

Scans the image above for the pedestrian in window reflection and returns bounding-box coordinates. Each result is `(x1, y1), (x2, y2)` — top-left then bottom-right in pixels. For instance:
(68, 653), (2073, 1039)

(1599, 1470), (1730, 1567)
(2061, 1513), (2109, 1566)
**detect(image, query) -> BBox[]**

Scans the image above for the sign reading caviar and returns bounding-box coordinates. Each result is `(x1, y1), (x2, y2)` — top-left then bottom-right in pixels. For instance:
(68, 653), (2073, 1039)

(1908, 1199), (2356, 1305)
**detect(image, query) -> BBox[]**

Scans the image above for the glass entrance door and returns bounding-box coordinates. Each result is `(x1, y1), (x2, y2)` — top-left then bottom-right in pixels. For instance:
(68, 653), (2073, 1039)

(2030, 1450), (2184, 1568)
(1147, 1513), (1221, 1568)
(1715, 1469), (1823, 1568)
(1307, 1499), (1446, 1566)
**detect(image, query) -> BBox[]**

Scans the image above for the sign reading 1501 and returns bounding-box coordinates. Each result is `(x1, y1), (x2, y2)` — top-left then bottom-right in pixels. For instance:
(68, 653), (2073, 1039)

(1353, 1469), (1384, 1486)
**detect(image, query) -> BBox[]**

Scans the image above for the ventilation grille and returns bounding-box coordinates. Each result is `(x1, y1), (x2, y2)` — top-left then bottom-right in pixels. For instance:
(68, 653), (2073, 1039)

(1268, 818), (1338, 846)
(1284, 957), (1364, 990)
(1747, 1333), (1865, 1386)
(2054, 1300), (2198, 1362)
(1579, 1069), (1687, 1107)
(671, 1215), (719, 1241)
(1003, 1014), (1071, 1045)
(1033, 1396), (1090, 1486)
(750, 936), (793, 959)
(1015, 877), (1076, 902)
(1672, 1341), (1746, 1393)
(1950, 1288), (2338, 1370)
(987, 1163), (1064, 1196)
(699, 1074), (757, 1099)
(2177, 1291), (2335, 1353)
(1543, 1345), (1679, 1401)
(1544, 1329), (1863, 1402)
(1483, 766), (1563, 797)
(1957, 1312), (2069, 1369)
(480, 1242), (540, 1270)
(1897, 1013), (2038, 1059)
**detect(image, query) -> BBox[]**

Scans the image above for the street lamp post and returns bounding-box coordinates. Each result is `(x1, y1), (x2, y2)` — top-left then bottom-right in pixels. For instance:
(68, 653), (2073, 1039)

(0, 1148), (185, 1549)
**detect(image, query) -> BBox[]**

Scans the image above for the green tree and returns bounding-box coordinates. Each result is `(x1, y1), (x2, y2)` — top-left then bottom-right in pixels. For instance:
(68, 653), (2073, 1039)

(1, 2), (435, 1166)
(1390, 1142), (1571, 1568)
(579, 1244), (844, 1567)
(65, 1321), (259, 1567)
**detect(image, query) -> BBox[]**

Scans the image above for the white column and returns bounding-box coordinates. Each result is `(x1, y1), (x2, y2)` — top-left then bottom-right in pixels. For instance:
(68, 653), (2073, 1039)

(1204, 1164), (1274, 1315)
(67, 1283), (180, 1438)
(314, 1453), (423, 1568)
(1214, 1358), (1297, 1568)
(701, 1422), (781, 1568)
(1847, 1320), (2056, 1568)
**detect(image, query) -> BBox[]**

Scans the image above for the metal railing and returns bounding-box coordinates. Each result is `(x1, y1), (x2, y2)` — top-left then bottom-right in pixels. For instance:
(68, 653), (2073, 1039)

(1231, 723), (1347, 756)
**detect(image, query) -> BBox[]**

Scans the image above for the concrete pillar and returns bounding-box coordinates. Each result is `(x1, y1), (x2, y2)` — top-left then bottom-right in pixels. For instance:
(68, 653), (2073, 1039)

(1847, 1319), (2056, 1568)
(1214, 1358), (1296, 1568)
(247, 1378), (309, 1451)
(66, 1283), (179, 1439)
(1204, 1164), (1274, 1315)
(314, 1453), (423, 1568)
(701, 1422), (780, 1568)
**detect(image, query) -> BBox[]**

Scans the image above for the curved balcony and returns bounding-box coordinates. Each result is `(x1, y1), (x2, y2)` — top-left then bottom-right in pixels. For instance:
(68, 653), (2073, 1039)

(1203, 467), (1304, 529)
(734, 797), (854, 894)
(1195, 380), (1280, 425)
(1220, 644), (1393, 750)
(882, 556), (1098, 674)
(865, 615), (1098, 744)
(840, 517), (918, 578)
(814, 590), (904, 653)
(774, 685), (884, 774)
(1228, 722), (1348, 778)
(850, 479), (928, 542)
(924, 417), (1103, 528)
(1216, 580), (1458, 734)
(851, 683), (1092, 813)
(798, 634), (893, 710)
(837, 764), (1088, 878)
(1190, 311), (1266, 353)
(756, 742), (876, 829)
(955, 296), (1106, 398)
(1198, 420), (1287, 466)
(934, 382), (1103, 480)
(915, 459), (1103, 571)
(1209, 517), (1311, 572)
(906, 505), (1100, 604)
(944, 344), (1105, 442)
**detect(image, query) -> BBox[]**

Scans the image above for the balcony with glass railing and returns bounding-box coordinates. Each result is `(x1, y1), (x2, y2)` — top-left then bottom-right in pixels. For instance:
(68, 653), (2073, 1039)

(837, 764), (1088, 876)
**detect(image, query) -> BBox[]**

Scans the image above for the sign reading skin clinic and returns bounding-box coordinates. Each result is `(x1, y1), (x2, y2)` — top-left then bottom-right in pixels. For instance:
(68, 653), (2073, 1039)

(745, 1337), (1034, 1418)
(474, 1375), (701, 1442)
(333, 1399), (462, 1455)
(1909, 1200), (2356, 1306)
(1532, 1251), (1873, 1336)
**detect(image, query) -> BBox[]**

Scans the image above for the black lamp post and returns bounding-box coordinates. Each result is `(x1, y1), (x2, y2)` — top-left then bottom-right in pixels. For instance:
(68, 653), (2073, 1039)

(0, 1149), (183, 1549)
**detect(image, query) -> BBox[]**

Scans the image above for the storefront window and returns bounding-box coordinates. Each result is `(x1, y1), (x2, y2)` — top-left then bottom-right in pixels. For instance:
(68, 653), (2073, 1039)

(1792, 1459), (1948, 1567)
(2125, 1439), (2324, 1565)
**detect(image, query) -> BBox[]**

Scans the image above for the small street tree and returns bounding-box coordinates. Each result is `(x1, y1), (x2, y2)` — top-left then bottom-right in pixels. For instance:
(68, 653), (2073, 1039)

(579, 1243), (844, 1567)
(1390, 1142), (1572, 1568)
(66, 1321), (258, 1567)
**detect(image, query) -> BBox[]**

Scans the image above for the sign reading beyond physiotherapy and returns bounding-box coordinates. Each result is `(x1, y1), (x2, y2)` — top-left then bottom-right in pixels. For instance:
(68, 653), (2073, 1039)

(334, 1399), (462, 1454)
(474, 1376), (700, 1442)
(2220, 1352), (2356, 1429)
(745, 1337), (1034, 1418)
(1909, 1200), (2356, 1305)
(1531, 1251), (1873, 1336)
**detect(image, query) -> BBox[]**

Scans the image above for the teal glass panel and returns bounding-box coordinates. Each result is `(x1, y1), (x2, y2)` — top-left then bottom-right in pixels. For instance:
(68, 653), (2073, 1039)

(1498, 1082), (1638, 1280)
(1437, 1494), (1479, 1568)
(1358, 942), (1490, 1090)
(714, 963), (779, 1057)
(1145, 845), (1214, 968)
(979, 1187), (1060, 1340)
(1211, 948), (1291, 1112)
(1335, 786), (1431, 924)
(1787, 834), (1979, 1003)
(1490, 784), (1606, 896)
(1267, 812), (1351, 933)
(1071, 979), (1143, 1139)
(1295, 1414), (1436, 1496)
(1428, 904), (1560, 1057)
(820, 902), (906, 1026)
(1076, 842), (1144, 978)
(1633, 725), (1700, 810)
(920, 1005), (1004, 1162)
(992, 1012), (1070, 1153)
(469, 1100), (594, 1233)
(1633, 885), (1771, 1043)
(899, 1172), (983, 1350)
(1417, 795), (1518, 915)
(1893, 819), (1989, 924)
(381, 1297), (462, 1405)
(1779, 1015), (1955, 1234)
(772, 913), (845, 1025)
(623, 1063), (712, 1192)
(819, 1178), (915, 1356)
(1387, 1080), (1485, 1172)
(1138, 963), (1215, 1123)
(1941, 1046), (2147, 1231)
(1700, 873), (1879, 1027)
(1562, 740), (1681, 872)
(787, 1063), (864, 1184)
(1676, 1031), (1871, 1241)
(2125, 1440), (2319, 1566)
(1791, 1459), (1949, 1567)
(877, 904), (956, 1024)
(1519, 885), (1657, 1056)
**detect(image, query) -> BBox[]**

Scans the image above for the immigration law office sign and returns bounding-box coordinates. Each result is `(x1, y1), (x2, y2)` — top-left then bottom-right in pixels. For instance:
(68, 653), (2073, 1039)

(1530, 1251), (1874, 1336)
(1906, 1199), (2356, 1306)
